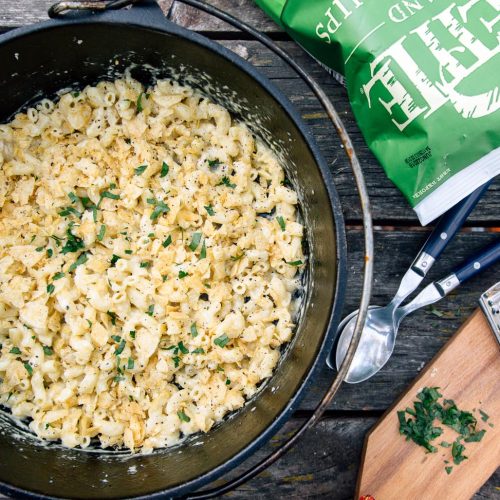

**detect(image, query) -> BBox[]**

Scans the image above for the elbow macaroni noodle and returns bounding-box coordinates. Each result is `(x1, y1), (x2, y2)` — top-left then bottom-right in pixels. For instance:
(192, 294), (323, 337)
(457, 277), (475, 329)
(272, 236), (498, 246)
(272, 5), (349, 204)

(0, 77), (304, 451)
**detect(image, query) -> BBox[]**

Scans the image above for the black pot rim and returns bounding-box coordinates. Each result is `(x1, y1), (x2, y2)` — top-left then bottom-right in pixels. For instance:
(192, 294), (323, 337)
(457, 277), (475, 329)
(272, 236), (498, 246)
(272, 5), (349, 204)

(0, 7), (348, 499)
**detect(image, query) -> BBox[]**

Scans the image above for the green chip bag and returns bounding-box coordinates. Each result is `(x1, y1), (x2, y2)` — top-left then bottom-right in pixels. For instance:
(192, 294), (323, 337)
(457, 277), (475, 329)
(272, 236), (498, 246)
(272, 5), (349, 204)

(256, 0), (500, 224)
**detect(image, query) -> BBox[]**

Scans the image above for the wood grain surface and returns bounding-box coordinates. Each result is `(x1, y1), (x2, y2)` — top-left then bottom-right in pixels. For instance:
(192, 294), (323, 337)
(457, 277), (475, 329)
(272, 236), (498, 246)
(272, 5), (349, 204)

(0, 0), (498, 498)
(357, 309), (500, 500)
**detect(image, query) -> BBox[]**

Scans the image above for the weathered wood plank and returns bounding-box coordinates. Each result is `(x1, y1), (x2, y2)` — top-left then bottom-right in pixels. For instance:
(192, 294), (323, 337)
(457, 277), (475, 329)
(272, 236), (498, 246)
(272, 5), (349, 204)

(299, 229), (500, 412)
(0, 0), (279, 32)
(210, 416), (499, 499)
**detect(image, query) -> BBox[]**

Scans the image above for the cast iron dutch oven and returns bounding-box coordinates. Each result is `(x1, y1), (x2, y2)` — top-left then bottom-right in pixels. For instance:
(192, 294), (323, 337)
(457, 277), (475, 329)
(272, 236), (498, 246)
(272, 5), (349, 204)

(0, 0), (347, 497)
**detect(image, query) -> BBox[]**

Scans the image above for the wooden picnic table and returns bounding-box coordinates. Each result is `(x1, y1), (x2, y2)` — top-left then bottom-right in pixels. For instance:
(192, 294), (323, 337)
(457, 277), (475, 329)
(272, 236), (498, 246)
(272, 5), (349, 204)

(1, 0), (499, 498)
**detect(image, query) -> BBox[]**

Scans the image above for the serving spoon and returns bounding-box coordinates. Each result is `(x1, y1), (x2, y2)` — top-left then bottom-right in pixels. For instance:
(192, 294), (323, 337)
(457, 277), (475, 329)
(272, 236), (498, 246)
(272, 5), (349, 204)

(333, 239), (500, 383)
(329, 181), (492, 383)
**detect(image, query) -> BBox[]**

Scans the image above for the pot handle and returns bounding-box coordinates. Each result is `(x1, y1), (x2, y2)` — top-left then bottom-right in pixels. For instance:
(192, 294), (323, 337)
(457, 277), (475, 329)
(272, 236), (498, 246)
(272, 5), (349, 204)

(48, 0), (169, 30)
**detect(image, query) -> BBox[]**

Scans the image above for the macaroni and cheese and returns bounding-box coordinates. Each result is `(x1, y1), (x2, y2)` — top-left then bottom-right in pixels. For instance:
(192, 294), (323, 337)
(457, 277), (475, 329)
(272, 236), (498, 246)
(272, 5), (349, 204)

(0, 77), (304, 451)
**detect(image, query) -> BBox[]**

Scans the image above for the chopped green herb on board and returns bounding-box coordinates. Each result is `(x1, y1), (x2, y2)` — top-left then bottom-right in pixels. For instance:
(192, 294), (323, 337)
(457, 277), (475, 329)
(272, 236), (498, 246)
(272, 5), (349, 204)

(397, 387), (489, 474)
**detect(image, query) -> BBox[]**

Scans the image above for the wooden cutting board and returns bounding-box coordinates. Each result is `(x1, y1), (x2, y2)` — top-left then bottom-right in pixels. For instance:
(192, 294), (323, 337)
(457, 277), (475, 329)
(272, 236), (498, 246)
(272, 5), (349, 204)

(356, 309), (500, 500)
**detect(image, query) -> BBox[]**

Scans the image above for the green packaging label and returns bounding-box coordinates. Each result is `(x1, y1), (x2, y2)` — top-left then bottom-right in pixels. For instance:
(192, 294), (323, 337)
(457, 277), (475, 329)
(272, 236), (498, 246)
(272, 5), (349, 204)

(256, 0), (500, 224)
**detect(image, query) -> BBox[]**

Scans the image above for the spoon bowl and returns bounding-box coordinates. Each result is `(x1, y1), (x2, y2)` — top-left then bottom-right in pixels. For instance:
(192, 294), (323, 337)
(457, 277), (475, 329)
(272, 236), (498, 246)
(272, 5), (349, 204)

(330, 306), (398, 383)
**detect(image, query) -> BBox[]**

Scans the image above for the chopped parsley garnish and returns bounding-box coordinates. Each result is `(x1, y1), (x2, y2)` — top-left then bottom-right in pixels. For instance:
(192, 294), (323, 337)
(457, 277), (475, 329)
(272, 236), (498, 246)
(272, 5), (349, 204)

(111, 335), (122, 343)
(43, 346), (54, 356)
(178, 342), (189, 355)
(136, 92), (148, 113)
(140, 261), (150, 268)
(46, 248), (53, 258)
(146, 305), (154, 316)
(287, 260), (304, 267)
(134, 164), (148, 175)
(276, 216), (286, 231)
(162, 235), (172, 248)
(200, 240), (207, 260)
(129, 330), (136, 339)
(191, 348), (205, 354)
(190, 323), (198, 337)
(125, 249), (133, 255)
(207, 159), (222, 169)
(464, 430), (486, 442)
(177, 410), (190, 423)
(225, 378), (231, 386)
(451, 440), (467, 465)
(69, 252), (88, 272)
(172, 356), (181, 368)
(147, 198), (170, 221)
(398, 387), (488, 472)
(97, 189), (120, 208)
(46, 284), (55, 294)
(217, 176), (236, 188)
(127, 357), (134, 370)
(97, 224), (106, 241)
(59, 206), (82, 218)
(68, 192), (79, 204)
(178, 270), (189, 279)
(61, 227), (85, 255)
(160, 161), (169, 177)
(189, 232), (202, 251)
(9, 347), (21, 355)
(23, 362), (33, 376)
(115, 339), (126, 356)
(204, 205), (215, 216)
(479, 410), (489, 422)
(53, 272), (65, 281)
(35, 246), (44, 252)
(107, 312), (118, 326)
(445, 466), (453, 475)
(214, 334), (230, 348)
(113, 375), (125, 382)
(110, 254), (121, 266)
(148, 232), (155, 238)
(162, 275), (168, 282)
(231, 253), (244, 262)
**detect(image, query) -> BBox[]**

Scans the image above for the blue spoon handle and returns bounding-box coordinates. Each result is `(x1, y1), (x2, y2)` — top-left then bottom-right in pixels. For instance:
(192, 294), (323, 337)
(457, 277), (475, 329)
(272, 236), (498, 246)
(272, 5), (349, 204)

(398, 239), (500, 321)
(434, 238), (500, 296)
(412, 182), (491, 276)
(422, 182), (491, 259)
(454, 239), (500, 284)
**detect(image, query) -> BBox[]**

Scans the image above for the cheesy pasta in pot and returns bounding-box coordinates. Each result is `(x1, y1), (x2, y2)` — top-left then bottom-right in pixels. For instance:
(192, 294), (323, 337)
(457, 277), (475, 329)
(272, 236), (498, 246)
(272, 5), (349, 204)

(0, 77), (304, 451)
